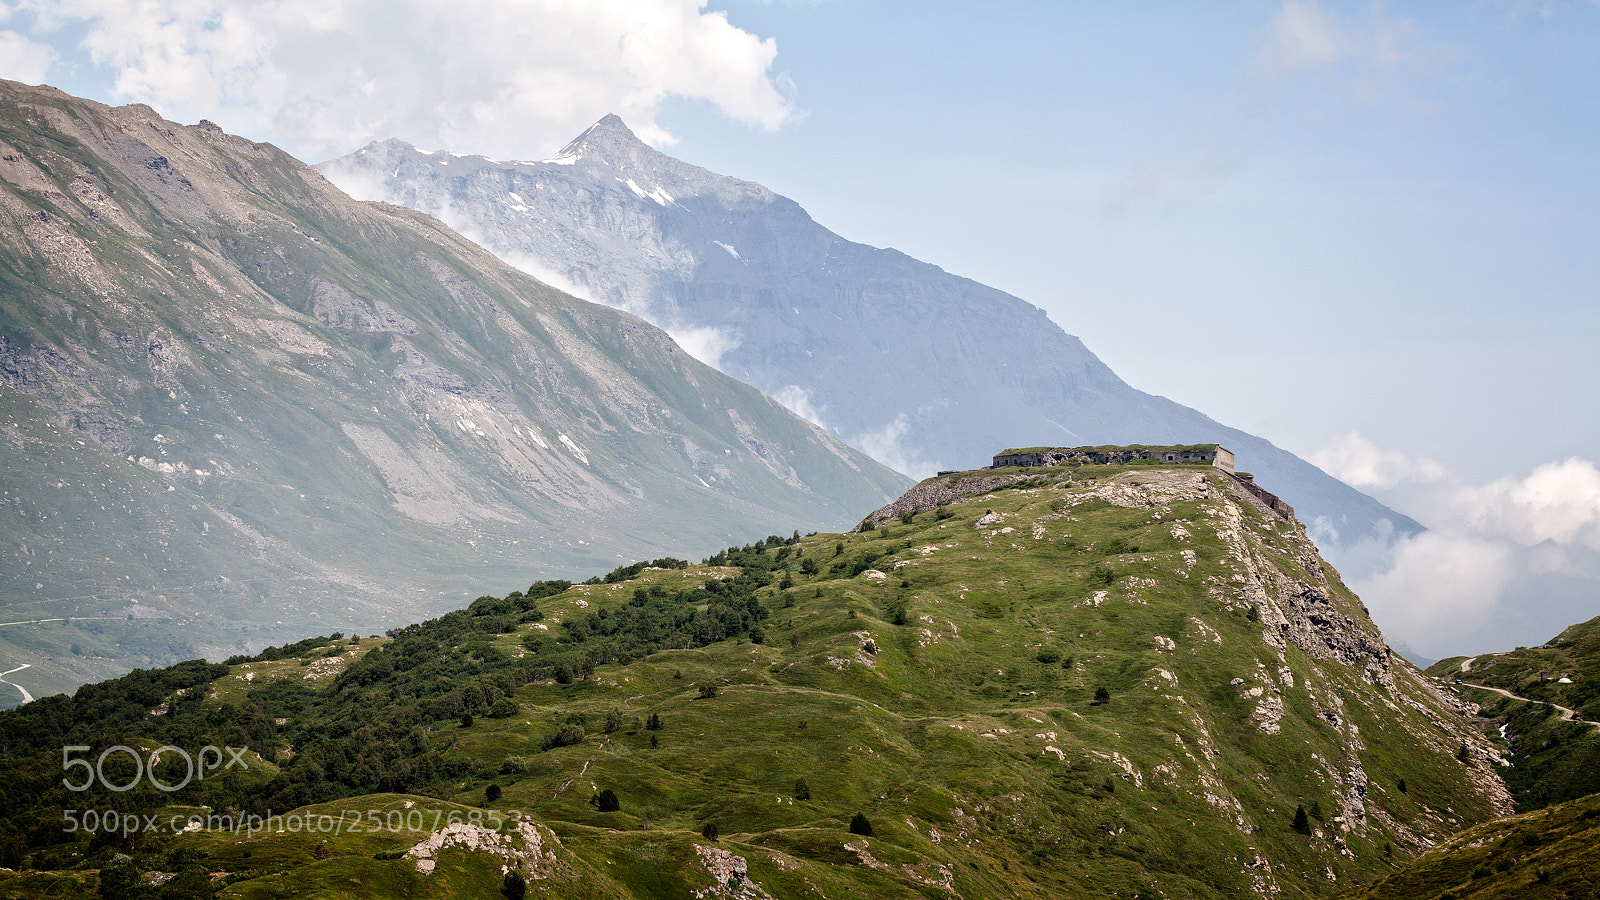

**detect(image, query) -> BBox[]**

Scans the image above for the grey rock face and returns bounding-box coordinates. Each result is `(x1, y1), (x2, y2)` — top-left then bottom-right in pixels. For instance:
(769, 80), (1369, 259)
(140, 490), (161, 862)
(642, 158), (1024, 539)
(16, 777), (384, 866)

(319, 115), (1421, 552)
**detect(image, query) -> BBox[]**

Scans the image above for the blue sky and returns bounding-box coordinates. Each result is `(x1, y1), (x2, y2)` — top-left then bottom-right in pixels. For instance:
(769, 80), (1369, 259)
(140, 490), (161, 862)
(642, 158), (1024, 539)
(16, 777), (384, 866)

(1, 0), (1595, 655)
(657, 1), (1598, 482)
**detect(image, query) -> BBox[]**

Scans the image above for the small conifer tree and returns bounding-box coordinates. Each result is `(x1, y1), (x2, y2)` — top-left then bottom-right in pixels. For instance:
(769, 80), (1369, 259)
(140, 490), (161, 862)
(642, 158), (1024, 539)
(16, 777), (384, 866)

(1292, 804), (1311, 835)
(794, 777), (811, 801)
(849, 813), (873, 836)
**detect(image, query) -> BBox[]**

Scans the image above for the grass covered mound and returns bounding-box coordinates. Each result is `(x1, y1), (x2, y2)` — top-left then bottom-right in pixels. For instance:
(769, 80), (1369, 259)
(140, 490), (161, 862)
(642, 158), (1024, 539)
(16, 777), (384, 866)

(0, 464), (1507, 899)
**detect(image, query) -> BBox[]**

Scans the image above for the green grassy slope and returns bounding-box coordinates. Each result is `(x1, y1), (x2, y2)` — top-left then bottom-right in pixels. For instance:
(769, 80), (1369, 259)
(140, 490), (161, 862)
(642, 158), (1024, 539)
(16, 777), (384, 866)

(1428, 617), (1600, 812)
(0, 464), (1508, 898)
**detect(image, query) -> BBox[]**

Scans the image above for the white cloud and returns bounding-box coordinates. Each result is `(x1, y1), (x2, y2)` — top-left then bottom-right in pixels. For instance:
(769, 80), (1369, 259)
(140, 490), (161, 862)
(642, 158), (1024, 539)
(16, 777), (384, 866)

(1316, 432), (1600, 657)
(1256, 0), (1444, 88)
(1357, 531), (1514, 647)
(1450, 458), (1600, 552)
(1310, 431), (1447, 489)
(0, 29), (56, 84)
(12, 0), (793, 161)
(850, 414), (938, 480)
(665, 323), (740, 369)
(771, 385), (826, 429)
(1262, 0), (1348, 75)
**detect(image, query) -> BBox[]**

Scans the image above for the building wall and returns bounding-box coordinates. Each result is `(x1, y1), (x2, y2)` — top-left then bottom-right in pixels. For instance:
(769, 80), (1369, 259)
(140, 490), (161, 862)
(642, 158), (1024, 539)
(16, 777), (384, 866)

(992, 445), (1229, 470)
(1214, 447), (1236, 474)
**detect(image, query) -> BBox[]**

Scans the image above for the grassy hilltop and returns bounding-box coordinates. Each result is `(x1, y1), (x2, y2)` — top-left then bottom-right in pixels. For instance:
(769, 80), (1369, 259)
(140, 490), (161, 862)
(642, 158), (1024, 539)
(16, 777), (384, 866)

(0, 462), (1508, 898)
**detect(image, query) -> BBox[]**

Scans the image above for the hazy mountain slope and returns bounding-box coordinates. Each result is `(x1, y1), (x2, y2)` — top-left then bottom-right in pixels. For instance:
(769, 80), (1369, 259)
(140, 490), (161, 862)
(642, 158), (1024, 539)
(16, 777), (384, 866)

(0, 80), (909, 703)
(0, 460), (1507, 898)
(319, 116), (1421, 555)
(1429, 616), (1600, 812)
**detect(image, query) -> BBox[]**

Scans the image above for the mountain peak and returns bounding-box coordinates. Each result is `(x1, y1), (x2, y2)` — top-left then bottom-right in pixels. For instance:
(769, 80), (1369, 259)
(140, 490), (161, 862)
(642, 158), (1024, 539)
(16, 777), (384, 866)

(545, 113), (651, 167)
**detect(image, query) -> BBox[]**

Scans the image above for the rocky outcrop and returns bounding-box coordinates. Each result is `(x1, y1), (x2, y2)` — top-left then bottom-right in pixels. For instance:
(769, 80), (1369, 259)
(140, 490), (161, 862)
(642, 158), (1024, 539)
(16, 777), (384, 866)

(692, 845), (774, 899)
(857, 470), (1035, 528)
(404, 821), (556, 877)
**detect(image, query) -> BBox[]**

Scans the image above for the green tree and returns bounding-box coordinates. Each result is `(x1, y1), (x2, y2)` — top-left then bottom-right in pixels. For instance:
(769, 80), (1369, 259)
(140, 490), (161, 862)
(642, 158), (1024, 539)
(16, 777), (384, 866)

(501, 871), (526, 900)
(849, 812), (873, 836)
(486, 783), (502, 803)
(794, 777), (811, 801)
(701, 822), (719, 841)
(1292, 804), (1311, 835)
(98, 853), (147, 900)
(1094, 686), (1111, 704)
(594, 789), (620, 812)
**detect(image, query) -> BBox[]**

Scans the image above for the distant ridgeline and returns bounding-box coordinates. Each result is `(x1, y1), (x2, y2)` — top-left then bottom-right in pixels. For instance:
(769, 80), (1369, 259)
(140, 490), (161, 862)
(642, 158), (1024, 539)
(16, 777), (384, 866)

(989, 444), (1295, 522)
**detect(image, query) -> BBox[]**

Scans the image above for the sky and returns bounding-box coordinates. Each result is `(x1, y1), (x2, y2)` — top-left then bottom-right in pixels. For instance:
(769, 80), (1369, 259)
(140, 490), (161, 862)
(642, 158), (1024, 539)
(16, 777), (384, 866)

(0, 0), (1595, 658)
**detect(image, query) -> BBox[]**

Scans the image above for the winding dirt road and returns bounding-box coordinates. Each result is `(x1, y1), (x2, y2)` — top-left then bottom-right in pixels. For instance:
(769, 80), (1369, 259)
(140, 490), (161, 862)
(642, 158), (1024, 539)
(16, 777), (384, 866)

(0, 663), (34, 704)
(1462, 681), (1597, 732)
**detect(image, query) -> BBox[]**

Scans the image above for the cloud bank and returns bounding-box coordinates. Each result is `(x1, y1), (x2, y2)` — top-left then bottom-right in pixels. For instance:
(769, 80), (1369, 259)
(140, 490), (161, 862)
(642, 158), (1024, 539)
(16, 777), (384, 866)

(1313, 432), (1600, 658)
(0, 25), (54, 84)
(4, 0), (792, 161)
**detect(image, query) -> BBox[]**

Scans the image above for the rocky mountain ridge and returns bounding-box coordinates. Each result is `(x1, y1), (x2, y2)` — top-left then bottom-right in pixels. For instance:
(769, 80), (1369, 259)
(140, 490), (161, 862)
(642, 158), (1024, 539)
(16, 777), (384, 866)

(319, 116), (1424, 568)
(0, 80), (908, 701)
